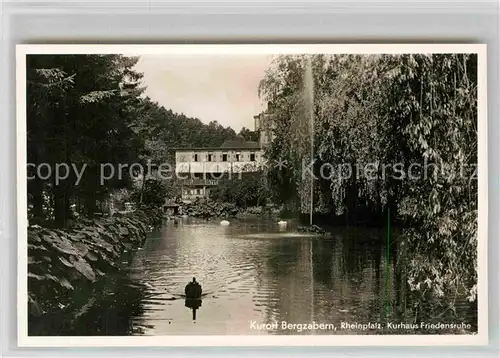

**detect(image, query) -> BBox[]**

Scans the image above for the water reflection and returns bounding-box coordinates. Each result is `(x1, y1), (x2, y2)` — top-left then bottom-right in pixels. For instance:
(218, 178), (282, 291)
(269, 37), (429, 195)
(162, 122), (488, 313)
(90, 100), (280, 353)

(185, 299), (202, 321)
(31, 218), (477, 336)
(29, 274), (152, 336)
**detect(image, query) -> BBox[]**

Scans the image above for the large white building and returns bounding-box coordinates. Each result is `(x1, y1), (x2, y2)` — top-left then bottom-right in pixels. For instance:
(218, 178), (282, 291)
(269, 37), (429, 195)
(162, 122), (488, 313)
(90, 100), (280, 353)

(174, 112), (274, 201)
(175, 138), (266, 200)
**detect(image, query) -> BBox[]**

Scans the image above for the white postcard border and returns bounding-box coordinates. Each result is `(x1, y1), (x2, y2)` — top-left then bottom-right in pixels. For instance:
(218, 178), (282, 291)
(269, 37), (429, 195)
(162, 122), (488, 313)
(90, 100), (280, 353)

(16, 44), (488, 347)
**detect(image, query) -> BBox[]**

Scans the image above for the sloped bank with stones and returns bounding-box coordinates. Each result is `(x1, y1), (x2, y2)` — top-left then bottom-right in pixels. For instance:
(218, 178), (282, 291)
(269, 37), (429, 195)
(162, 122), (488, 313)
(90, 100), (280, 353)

(27, 212), (150, 323)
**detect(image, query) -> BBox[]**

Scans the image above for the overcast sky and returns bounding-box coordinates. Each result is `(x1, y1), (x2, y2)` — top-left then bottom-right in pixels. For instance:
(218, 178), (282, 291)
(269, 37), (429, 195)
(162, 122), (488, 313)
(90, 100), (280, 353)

(134, 55), (273, 132)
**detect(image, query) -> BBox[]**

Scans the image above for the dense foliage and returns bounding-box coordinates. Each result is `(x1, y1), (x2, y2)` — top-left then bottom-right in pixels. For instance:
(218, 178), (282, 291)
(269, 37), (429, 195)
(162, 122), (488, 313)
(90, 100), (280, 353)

(27, 55), (145, 226)
(26, 52), (478, 322)
(182, 198), (239, 218)
(28, 212), (148, 317)
(130, 178), (169, 207)
(259, 54), (478, 309)
(27, 54), (239, 226)
(26, 54), (243, 318)
(133, 97), (238, 166)
(238, 127), (259, 142)
(209, 172), (272, 208)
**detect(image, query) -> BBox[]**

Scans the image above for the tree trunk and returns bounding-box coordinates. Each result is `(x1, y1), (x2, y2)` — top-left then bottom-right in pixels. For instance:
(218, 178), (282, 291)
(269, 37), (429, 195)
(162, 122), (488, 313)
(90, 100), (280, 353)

(139, 174), (146, 204)
(53, 185), (70, 227)
(29, 179), (45, 220)
(84, 194), (97, 218)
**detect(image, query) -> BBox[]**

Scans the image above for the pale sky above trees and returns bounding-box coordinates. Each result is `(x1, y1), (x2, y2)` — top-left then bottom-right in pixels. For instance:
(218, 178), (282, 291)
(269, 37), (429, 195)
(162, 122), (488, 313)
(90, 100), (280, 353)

(134, 55), (273, 131)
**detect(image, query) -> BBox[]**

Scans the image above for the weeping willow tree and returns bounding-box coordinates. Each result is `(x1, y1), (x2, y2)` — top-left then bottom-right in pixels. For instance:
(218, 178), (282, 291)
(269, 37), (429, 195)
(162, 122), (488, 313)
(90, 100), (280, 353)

(259, 53), (478, 313)
(390, 54), (478, 312)
(259, 55), (319, 217)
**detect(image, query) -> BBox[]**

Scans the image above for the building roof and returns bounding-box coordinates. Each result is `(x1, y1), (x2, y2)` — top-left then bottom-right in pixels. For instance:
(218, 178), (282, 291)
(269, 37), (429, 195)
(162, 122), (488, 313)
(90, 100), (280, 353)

(220, 139), (260, 149)
(173, 138), (261, 151)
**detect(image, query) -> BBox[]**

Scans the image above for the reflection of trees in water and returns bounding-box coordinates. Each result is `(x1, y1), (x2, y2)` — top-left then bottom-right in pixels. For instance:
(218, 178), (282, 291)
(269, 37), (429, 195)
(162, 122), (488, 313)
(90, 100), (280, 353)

(310, 229), (389, 325)
(312, 238), (335, 288)
(251, 239), (312, 329)
(267, 240), (315, 329)
(29, 274), (150, 336)
(247, 229), (398, 331)
(340, 229), (384, 275)
(266, 240), (301, 276)
(262, 233), (389, 330)
(254, 228), (460, 333)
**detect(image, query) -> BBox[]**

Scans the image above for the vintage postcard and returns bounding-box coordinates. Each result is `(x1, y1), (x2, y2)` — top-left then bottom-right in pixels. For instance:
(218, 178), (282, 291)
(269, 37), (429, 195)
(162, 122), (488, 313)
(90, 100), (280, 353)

(17, 44), (488, 346)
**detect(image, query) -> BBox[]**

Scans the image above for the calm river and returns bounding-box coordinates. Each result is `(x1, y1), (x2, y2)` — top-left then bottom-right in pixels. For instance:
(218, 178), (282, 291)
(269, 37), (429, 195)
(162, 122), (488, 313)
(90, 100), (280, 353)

(125, 218), (388, 335)
(32, 217), (476, 336)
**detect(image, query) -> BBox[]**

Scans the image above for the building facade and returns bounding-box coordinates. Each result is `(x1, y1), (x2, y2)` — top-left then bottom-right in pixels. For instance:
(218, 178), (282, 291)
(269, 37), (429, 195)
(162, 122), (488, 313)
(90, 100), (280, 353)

(175, 138), (265, 201)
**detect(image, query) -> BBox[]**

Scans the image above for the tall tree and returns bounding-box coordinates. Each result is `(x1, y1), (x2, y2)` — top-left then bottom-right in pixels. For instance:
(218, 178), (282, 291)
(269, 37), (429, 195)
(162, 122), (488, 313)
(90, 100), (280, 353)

(259, 53), (478, 309)
(238, 127), (259, 142)
(27, 55), (146, 226)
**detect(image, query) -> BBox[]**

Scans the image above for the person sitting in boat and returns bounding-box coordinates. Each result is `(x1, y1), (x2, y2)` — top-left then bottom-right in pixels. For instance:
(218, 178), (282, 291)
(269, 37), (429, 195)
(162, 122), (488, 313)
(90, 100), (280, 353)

(185, 277), (202, 299)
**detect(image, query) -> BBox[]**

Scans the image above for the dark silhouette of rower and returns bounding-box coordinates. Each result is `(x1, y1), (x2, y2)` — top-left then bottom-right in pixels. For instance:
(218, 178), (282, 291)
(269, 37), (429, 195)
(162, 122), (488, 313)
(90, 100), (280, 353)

(185, 277), (202, 299)
(184, 277), (202, 321)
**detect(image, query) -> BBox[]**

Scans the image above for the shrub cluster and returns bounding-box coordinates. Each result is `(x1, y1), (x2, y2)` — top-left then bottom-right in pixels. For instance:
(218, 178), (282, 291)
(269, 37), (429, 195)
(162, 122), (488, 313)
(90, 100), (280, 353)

(27, 213), (147, 317)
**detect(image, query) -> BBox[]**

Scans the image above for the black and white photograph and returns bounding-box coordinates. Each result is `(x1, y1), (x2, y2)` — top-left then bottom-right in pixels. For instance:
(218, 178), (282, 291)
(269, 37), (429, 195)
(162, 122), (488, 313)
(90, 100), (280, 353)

(17, 44), (487, 346)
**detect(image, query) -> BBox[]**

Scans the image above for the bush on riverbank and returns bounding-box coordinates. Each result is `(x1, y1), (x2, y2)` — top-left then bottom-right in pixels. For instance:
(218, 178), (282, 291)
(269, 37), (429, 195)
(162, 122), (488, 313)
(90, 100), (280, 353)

(135, 204), (164, 228)
(183, 198), (239, 218)
(27, 212), (148, 318)
(236, 204), (282, 219)
(209, 172), (272, 208)
(180, 199), (282, 220)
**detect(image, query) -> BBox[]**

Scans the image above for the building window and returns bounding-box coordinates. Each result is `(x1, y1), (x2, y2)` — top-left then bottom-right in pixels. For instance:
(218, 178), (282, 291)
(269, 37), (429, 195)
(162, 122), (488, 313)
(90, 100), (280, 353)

(222, 153), (228, 162)
(194, 154), (198, 162)
(250, 153), (256, 161)
(208, 153), (213, 162)
(235, 153), (241, 161)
